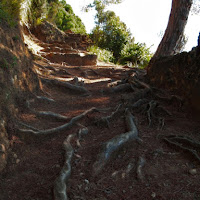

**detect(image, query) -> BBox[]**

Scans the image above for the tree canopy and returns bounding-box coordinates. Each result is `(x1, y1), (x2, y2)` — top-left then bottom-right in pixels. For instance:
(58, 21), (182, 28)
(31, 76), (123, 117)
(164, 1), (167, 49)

(87, 0), (152, 66)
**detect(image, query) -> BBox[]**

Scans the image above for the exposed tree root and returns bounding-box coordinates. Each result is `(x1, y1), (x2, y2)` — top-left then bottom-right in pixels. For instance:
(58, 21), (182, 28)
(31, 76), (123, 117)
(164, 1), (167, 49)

(129, 99), (149, 110)
(164, 135), (200, 162)
(54, 134), (74, 200)
(76, 126), (89, 148)
(41, 78), (89, 94)
(35, 111), (69, 122)
(136, 156), (145, 181)
(146, 100), (158, 127)
(95, 104), (122, 128)
(140, 100), (168, 130)
(129, 88), (151, 104)
(26, 99), (68, 122)
(18, 107), (100, 136)
(93, 109), (142, 175)
(155, 94), (183, 107)
(17, 121), (40, 131)
(112, 83), (134, 93)
(36, 96), (55, 103)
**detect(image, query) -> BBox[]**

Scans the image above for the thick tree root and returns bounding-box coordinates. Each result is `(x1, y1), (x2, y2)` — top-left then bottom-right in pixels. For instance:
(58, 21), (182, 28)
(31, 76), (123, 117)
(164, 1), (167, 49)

(35, 111), (69, 122)
(54, 134), (74, 200)
(18, 107), (99, 136)
(26, 99), (68, 122)
(164, 135), (200, 162)
(41, 78), (89, 94)
(93, 109), (142, 175)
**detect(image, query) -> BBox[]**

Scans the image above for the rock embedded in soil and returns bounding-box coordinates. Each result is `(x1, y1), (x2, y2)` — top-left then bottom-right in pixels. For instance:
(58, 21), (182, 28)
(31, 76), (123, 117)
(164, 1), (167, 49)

(189, 168), (197, 175)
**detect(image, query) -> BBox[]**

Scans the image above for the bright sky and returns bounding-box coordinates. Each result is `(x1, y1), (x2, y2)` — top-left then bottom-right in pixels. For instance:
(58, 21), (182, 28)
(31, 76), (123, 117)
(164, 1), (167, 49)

(66, 0), (200, 52)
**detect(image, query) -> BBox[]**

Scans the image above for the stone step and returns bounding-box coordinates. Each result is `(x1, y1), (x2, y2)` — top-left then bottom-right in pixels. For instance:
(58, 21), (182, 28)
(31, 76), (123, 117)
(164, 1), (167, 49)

(43, 52), (97, 66)
(41, 46), (78, 54)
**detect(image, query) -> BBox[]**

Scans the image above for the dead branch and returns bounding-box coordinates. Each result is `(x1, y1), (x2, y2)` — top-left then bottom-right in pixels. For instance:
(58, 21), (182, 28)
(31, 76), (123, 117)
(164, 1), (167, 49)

(18, 107), (100, 136)
(54, 134), (74, 200)
(93, 109), (142, 175)
(41, 78), (89, 94)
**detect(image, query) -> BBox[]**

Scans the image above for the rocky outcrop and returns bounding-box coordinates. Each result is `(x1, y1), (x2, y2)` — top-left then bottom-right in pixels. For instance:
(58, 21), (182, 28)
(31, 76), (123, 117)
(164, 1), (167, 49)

(147, 45), (200, 109)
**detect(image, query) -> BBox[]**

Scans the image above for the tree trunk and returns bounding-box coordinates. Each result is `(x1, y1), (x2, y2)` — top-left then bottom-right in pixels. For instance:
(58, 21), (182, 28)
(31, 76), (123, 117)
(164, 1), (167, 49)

(152, 0), (192, 59)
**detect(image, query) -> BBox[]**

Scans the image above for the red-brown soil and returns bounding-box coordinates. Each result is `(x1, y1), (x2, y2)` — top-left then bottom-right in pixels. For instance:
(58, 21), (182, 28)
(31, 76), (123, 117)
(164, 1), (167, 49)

(1, 30), (200, 200)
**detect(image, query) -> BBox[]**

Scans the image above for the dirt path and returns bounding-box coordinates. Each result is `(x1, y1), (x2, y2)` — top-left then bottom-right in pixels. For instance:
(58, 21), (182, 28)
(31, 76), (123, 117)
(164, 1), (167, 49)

(1, 33), (200, 200)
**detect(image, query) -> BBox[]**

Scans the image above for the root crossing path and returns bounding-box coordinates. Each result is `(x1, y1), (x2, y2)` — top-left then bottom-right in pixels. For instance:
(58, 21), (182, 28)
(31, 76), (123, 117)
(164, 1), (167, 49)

(1, 33), (200, 200)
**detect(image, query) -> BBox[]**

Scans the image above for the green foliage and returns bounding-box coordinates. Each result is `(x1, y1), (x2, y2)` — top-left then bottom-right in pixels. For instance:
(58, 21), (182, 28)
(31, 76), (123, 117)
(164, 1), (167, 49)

(120, 42), (153, 68)
(28, 0), (48, 26)
(88, 45), (114, 62)
(0, 0), (21, 26)
(88, 0), (152, 67)
(0, 57), (17, 69)
(52, 1), (86, 34)
(91, 10), (131, 62)
(28, 0), (86, 34)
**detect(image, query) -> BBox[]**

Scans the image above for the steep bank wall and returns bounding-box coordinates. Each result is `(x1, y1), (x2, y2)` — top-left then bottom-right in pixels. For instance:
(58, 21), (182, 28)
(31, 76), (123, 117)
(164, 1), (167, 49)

(147, 45), (200, 109)
(0, 20), (40, 172)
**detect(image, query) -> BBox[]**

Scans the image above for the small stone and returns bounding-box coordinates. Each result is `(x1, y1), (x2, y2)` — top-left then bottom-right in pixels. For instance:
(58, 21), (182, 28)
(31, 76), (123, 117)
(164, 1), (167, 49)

(13, 153), (17, 159)
(16, 159), (20, 164)
(84, 179), (89, 184)
(0, 144), (5, 153)
(189, 169), (197, 175)
(151, 192), (156, 198)
(122, 190), (126, 193)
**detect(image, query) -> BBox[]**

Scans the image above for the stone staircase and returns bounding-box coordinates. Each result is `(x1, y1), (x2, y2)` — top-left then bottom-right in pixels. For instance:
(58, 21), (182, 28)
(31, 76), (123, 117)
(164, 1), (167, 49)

(23, 21), (97, 66)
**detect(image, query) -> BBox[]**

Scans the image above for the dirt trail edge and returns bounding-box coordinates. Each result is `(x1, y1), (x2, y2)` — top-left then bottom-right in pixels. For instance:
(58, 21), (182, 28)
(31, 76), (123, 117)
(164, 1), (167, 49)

(1, 26), (200, 200)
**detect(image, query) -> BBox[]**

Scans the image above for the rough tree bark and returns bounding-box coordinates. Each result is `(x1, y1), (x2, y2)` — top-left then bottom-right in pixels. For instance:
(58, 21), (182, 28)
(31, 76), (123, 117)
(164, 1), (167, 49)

(151, 0), (192, 59)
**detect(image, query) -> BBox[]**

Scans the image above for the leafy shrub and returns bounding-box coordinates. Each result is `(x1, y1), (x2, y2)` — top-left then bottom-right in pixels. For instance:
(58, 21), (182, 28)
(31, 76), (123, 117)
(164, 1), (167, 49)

(120, 42), (153, 68)
(91, 10), (130, 62)
(88, 45), (114, 63)
(28, 0), (48, 26)
(28, 0), (86, 34)
(53, 1), (86, 34)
